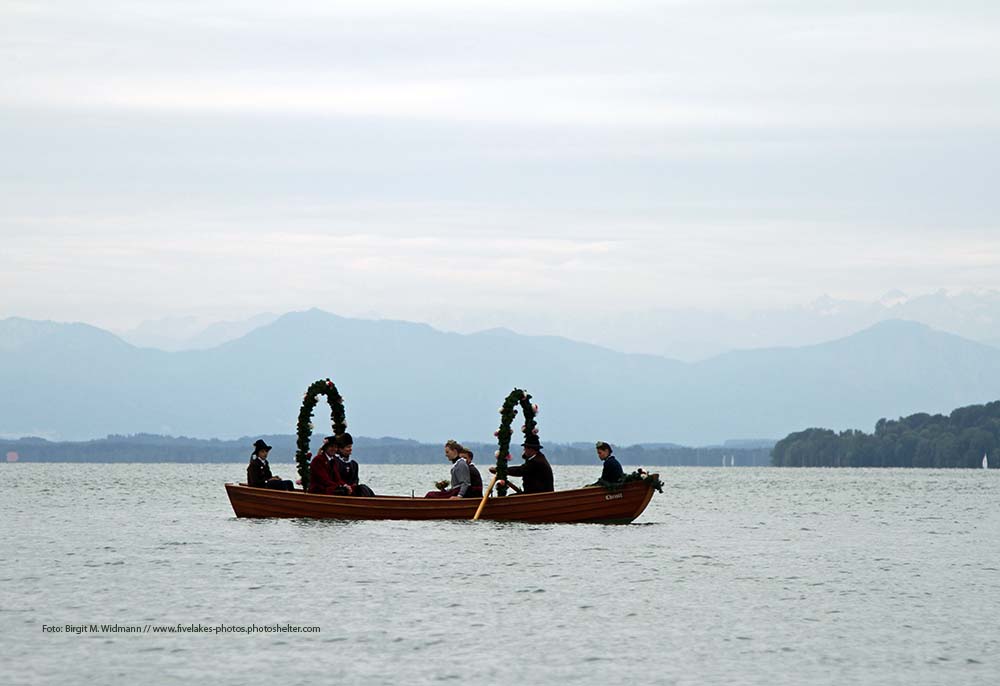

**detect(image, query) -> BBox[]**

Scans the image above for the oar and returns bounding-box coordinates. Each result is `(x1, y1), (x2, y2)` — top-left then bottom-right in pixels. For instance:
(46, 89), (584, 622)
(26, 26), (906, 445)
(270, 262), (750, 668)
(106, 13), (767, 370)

(472, 475), (498, 521)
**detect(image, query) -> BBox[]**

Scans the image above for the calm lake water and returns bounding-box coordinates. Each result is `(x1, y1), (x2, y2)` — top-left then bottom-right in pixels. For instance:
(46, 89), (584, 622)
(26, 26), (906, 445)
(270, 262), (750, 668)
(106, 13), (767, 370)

(3, 463), (999, 685)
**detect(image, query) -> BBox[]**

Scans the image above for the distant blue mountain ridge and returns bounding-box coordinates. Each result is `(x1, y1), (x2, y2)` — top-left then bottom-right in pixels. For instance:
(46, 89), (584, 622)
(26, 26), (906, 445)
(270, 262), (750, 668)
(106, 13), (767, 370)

(2, 310), (1000, 444)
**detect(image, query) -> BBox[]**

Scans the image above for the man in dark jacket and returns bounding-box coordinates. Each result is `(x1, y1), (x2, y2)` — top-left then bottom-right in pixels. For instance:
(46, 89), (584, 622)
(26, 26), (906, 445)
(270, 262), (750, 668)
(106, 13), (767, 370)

(492, 435), (554, 494)
(331, 433), (375, 497)
(462, 448), (484, 498)
(595, 441), (624, 483)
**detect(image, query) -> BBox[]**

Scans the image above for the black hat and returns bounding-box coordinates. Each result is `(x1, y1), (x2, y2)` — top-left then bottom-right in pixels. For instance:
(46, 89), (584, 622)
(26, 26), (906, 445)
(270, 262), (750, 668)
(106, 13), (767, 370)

(335, 432), (354, 448)
(252, 439), (272, 454)
(521, 434), (543, 450)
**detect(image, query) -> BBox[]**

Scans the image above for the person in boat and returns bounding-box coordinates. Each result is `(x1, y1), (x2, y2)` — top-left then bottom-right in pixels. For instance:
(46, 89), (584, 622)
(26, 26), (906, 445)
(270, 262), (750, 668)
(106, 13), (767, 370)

(424, 439), (471, 498)
(595, 441), (624, 483)
(462, 448), (484, 498)
(331, 433), (376, 497)
(247, 439), (295, 490)
(308, 435), (345, 495)
(490, 434), (554, 494)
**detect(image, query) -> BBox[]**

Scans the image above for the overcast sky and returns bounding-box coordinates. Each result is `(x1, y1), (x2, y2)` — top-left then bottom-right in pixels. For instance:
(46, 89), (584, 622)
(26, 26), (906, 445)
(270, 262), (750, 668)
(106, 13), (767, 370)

(2, 0), (999, 338)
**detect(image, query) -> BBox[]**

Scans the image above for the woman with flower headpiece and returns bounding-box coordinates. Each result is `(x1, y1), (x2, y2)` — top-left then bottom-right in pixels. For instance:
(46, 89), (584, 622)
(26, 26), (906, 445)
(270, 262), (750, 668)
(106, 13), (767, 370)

(424, 439), (471, 498)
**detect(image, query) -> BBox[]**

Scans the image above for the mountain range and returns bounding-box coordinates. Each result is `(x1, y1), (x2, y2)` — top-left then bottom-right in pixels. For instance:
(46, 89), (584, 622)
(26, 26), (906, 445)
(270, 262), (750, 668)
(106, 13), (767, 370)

(111, 290), (1000, 361)
(116, 313), (280, 351)
(3, 310), (1000, 445)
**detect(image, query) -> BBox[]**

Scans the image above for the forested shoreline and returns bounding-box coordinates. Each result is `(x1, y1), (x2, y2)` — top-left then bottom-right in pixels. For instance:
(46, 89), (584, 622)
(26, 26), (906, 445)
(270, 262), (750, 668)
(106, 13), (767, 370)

(772, 401), (1000, 468)
(12, 397), (1000, 470)
(1, 433), (771, 466)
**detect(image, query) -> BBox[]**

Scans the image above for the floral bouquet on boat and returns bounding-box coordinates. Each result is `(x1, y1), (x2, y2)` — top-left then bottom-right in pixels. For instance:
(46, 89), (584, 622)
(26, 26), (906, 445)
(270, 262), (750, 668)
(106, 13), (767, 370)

(593, 469), (664, 493)
(434, 479), (450, 491)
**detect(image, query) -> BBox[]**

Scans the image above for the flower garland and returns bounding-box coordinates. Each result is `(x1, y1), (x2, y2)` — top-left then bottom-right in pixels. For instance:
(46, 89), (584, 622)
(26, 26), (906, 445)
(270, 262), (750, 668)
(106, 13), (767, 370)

(295, 378), (347, 491)
(594, 469), (664, 493)
(493, 388), (540, 497)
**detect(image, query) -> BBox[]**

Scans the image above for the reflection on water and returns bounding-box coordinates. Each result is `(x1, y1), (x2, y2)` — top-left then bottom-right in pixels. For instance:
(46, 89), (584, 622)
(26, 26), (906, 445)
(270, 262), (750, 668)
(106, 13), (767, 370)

(3, 464), (1000, 685)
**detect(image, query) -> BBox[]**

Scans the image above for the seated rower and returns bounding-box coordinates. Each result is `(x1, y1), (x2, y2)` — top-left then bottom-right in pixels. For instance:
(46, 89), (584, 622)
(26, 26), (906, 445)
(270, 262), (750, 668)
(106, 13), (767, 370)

(424, 439), (471, 498)
(595, 441), (624, 483)
(462, 448), (483, 498)
(247, 439), (294, 490)
(331, 433), (376, 497)
(490, 434), (554, 494)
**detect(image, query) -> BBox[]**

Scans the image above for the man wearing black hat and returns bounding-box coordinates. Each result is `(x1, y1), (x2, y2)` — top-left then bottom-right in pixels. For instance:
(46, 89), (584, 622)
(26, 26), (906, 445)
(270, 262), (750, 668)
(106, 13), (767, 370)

(330, 433), (358, 495)
(247, 439), (294, 490)
(323, 433), (376, 497)
(330, 438), (375, 496)
(490, 434), (554, 494)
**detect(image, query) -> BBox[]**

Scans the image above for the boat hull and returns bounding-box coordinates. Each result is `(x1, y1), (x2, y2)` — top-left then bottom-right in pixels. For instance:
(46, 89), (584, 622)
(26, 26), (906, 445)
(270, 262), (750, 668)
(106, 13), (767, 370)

(225, 478), (658, 524)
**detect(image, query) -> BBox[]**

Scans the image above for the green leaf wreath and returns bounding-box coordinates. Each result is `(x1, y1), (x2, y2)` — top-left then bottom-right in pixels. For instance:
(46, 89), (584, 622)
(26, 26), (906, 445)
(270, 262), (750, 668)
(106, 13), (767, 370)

(594, 470), (665, 493)
(295, 378), (347, 491)
(493, 388), (540, 497)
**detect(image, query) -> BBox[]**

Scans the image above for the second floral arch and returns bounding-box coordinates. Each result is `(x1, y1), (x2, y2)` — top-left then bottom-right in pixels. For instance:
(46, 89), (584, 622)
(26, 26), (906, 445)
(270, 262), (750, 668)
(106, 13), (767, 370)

(293, 379), (542, 495)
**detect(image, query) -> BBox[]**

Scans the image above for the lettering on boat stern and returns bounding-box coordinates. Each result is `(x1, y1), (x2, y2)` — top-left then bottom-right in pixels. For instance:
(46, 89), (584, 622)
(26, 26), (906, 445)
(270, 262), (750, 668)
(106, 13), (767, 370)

(604, 493), (624, 501)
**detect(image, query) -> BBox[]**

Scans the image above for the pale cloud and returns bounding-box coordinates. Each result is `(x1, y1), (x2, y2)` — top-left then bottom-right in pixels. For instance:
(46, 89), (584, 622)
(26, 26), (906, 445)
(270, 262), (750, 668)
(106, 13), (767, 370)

(2, 1), (999, 338)
(11, 71), (998, 132)
(4, 215), (998, 332)
(6, 1), (999, 132)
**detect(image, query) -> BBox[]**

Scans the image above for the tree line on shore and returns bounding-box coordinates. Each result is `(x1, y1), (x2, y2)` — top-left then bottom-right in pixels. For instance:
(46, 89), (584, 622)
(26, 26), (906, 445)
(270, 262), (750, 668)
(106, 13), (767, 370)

(771, 400), (1000, 468)
(0, 433), (771, 466)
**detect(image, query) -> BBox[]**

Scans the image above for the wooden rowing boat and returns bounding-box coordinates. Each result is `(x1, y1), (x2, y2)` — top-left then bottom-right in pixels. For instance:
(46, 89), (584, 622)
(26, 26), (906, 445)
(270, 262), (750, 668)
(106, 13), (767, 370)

(225, 475), (659, 524)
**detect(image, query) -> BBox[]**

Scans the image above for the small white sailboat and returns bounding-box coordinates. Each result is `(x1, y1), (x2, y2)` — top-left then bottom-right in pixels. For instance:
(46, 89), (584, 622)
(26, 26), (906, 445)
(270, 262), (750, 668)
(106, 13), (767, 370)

(983, 453), (989, 469)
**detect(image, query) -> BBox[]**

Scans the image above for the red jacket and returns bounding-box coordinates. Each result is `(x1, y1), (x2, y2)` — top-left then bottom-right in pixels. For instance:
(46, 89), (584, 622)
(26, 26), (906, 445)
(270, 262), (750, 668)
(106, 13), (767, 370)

(308, 453), (351, 495)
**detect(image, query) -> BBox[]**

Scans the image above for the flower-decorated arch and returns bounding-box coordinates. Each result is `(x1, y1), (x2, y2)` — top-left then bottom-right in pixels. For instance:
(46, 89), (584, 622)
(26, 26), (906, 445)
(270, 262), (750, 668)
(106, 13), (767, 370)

(295, 378), (347, 491)
(493, 388), (540, 497)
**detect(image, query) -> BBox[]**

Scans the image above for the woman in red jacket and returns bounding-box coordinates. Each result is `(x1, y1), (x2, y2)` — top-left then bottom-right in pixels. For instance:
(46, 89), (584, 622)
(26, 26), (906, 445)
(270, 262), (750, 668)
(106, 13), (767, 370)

(308, 436), (347, 495)
(308, 434), (375, 496)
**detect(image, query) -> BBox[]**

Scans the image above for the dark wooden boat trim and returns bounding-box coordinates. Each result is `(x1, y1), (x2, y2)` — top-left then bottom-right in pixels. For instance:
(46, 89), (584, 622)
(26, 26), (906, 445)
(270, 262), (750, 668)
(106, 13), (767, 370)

(225, 476), (658, 524)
